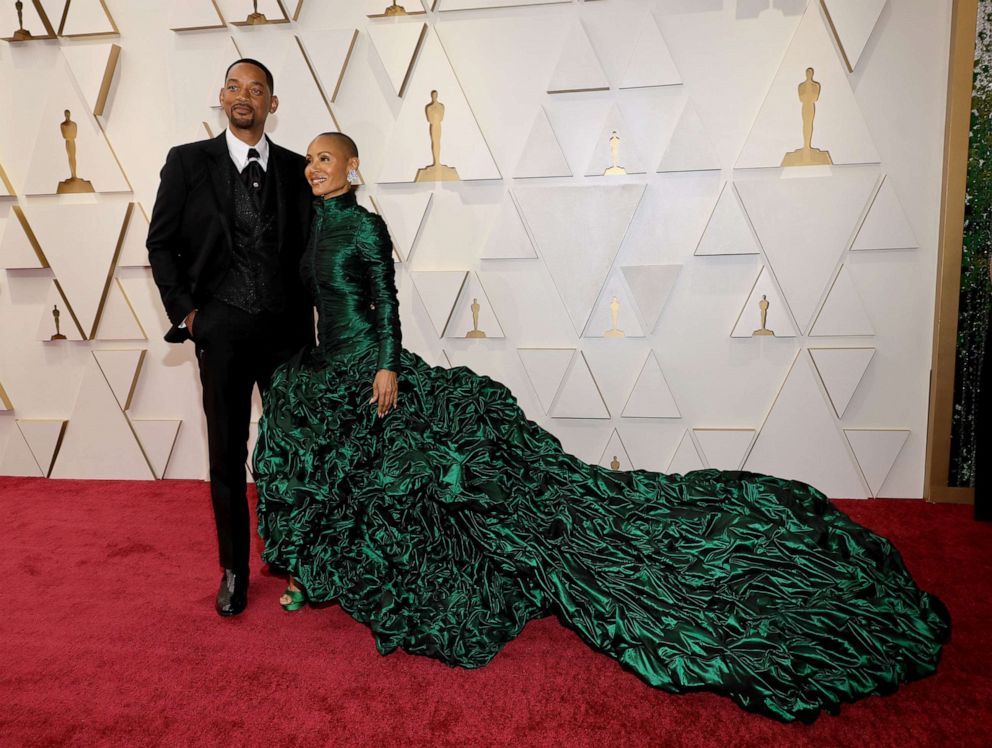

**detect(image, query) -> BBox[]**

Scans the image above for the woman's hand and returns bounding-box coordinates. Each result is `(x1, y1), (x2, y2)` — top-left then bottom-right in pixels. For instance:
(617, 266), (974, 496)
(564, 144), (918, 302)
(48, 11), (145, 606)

(370, 369), (398, 417)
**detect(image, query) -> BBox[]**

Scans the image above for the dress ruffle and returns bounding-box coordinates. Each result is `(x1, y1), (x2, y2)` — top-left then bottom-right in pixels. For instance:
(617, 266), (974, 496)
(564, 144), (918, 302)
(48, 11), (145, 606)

(254, 346), (949, 722)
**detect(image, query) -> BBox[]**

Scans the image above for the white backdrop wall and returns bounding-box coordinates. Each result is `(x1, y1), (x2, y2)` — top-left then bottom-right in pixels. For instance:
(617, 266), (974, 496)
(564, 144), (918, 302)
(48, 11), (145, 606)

(0, 0), (952, 498)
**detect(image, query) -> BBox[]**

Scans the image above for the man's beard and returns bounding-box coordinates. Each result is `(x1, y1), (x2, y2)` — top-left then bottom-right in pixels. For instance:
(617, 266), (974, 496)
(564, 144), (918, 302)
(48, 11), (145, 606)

(229, 110), (256, 129)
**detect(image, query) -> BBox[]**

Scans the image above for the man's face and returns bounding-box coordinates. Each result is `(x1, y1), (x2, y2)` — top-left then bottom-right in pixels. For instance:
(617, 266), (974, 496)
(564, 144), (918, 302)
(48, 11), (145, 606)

(219, 63), (277, 131)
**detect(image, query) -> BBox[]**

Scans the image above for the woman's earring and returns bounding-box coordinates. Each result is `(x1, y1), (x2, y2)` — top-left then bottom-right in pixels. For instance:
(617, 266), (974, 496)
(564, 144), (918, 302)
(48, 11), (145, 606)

(347, 168), (360, 185)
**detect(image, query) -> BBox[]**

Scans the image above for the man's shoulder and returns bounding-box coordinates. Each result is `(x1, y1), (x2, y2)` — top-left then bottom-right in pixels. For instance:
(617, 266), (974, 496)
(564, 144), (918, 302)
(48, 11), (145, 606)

(168, 136), (224, 162)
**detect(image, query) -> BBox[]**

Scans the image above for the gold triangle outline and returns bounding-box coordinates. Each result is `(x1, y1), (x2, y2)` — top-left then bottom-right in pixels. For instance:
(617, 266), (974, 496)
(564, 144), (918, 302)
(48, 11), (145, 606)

(16, 418), (68, 477)
(2, 0), (57, 41)
(57, 0), (120, 39)
(170, 0), (226, 32)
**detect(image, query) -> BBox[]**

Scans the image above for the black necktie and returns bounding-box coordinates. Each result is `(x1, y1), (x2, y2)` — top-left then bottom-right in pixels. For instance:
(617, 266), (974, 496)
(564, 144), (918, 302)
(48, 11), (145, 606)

(243, 147), (264, 196)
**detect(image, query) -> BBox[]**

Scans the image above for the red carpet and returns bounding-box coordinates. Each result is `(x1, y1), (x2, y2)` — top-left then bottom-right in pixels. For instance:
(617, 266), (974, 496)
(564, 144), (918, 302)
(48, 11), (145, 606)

(0, 477), (989, 747)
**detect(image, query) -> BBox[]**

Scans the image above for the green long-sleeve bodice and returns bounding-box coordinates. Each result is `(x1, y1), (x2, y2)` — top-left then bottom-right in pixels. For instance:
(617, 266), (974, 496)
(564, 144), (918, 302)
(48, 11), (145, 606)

(302, 191), (401, 372)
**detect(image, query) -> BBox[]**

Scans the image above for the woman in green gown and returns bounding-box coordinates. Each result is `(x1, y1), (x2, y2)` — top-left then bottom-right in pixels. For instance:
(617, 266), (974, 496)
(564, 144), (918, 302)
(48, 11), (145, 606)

(253, 133), (950, 722)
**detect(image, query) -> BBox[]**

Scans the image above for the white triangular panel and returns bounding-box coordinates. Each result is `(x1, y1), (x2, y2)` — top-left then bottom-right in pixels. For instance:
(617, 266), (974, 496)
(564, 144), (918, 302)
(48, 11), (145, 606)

(36, 282), (85, 341)
(367, 22), (426, 98)
(852, 176), (918, 251)
(731, 266), (798, 338)
(736, 6), (880, 168)
(132, 420), (182, 479)
(377, 31), (501, 182)
(695, 183), (760, 256)
(550, 351), (609, 419)
(736, 172), (878, 332)
(50, 357), (154, 480)
(482, 194), (537, 259)
(17, 420), (67, 477)
(297, 29), (358, 103)
(547, 21), (609, 94)
(693, 429), (756, 471)
(599, 429), (634, 471)
(667, 430), (704, 474)
(59, 0), (118, 37)
(745, 354), (867, 498)
(169, 0), (226, 31)
(844, 428), (909, 497)
(376, 192), (433, 262)
(0, 421), (43, 477)
(515, 184), (644, 336)
(174, 37), (240, 120)
(93, 349), (145, 412)
(61, 44), (120, 116)
(583, 269), (645, 339)
(1, 207), (46, 269)
(518, 348), (574, 414)
(117, 204), (150, 267)
(822, 0), (888, 72)
(620, 264), (681, 334)
(410, 270), (468, 337)
(24, 202), (129, 339)
(621, 351), (680, 418)
(584, 105), (647, 176)
(810, 266), (874, 337)
(513, 108), (572, 179)
(23, 61), (131, 195)
(658, 100), (720, 173)
(94, 279), (146, 341)
(446, 273), (505, 339)
(618, 13), (681, 89)
(809, 347), (875, 418)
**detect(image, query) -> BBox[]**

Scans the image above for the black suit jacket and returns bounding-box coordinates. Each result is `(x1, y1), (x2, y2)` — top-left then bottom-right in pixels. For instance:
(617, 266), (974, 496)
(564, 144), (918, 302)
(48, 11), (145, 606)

(146, 132), (315, 346)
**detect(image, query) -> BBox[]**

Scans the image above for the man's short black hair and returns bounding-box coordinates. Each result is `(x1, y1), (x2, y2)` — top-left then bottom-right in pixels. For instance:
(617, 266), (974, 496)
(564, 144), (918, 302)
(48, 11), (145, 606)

(225, 58), (275, 94)
(317, 132), (359, 159)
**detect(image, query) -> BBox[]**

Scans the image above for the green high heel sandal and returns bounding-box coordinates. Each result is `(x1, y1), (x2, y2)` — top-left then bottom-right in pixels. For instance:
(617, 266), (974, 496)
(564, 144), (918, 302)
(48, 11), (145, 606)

(280, 587), (306, 612)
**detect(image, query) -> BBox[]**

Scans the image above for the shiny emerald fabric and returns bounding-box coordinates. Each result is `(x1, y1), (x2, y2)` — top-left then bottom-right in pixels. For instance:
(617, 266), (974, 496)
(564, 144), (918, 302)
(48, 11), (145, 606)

(255, 191), (949, 722)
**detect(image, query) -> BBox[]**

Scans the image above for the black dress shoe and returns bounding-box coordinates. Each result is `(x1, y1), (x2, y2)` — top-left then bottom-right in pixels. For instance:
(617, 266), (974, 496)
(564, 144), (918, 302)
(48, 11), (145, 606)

(216, 568), (248, 616)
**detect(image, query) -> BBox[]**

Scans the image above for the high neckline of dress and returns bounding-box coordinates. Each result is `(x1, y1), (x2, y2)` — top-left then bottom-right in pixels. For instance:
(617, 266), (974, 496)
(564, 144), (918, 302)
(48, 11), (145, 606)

(315, 190), (358, 212)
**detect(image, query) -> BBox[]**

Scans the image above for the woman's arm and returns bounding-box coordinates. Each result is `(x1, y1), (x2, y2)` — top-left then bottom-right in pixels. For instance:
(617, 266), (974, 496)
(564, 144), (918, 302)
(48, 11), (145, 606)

(358, 213), (401, 416)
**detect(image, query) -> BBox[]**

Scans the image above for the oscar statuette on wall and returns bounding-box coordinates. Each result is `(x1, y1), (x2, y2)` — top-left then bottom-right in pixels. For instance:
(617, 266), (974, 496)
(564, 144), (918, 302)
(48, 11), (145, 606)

(56, 110), (95, 194)
(603, 296), (625, 338)
(50, 305), (67, 341)
(610, 455), (621, 470)
(415, 90), (460, 182)
(384, 1), (408, 15)
(603, 131), (626, 176)
(752, 295), (775, 337)
(4, 0), (56, 42)
(465, 298), (487, 339)
(12, 0), (29, 39)
(781, 68), (833, 167)
(246, 0), (267, 24)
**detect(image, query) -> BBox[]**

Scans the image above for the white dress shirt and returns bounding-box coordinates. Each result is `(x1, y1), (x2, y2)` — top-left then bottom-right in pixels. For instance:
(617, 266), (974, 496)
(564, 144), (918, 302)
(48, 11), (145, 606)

(225, 127), (269, 173)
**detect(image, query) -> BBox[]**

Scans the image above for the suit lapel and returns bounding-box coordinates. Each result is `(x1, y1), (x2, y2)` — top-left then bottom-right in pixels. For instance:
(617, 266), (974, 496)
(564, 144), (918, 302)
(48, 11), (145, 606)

(205, 133), (234, 251)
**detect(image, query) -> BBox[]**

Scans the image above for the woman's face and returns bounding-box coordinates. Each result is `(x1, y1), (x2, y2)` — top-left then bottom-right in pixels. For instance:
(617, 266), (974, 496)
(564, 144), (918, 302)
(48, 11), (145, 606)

(305, 135), (358, 199)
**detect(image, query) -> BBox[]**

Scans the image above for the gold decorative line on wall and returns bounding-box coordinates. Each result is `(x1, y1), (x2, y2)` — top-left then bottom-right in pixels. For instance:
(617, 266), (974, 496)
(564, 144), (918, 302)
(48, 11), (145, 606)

(819, 0), (855, 73)
(57, 0), (120, 39)
(293, 35), (343, 130)
(0, 161), (15, 195)
(296, 30), (358, 103)
(88, 202), (135, 339)
(170, 0), (226, 32)
(0, 380), (14, 410)
(94, 43), (121, 118)
(10, 206), (50, 268)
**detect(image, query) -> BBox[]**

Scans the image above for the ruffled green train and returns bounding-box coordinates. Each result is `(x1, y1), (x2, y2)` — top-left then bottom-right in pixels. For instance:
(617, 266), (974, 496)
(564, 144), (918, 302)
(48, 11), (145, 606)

(254, 345), (949, 722)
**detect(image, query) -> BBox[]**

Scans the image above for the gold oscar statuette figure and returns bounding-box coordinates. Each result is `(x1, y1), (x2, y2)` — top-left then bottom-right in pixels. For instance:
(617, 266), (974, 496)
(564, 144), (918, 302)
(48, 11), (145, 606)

(610, 455), (621, 471)
(384, 1), (408, 15)
(603, 296), (625, 338)
(12, 1), (32, 41)
(57, 110), (95, 194)
(465, 298), (487, 339)
(415, 90), (460, 182)
(50, 304), (67, 340)
(246, 0), (267, 24)
(781, 68), (833, 167)
(603, 130), (626, 176)
(752, 294), (775, 337)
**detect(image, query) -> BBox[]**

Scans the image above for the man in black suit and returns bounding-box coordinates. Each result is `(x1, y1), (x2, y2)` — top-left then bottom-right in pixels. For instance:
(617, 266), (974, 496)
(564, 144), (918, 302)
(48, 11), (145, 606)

(147, 59), (314, 615)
